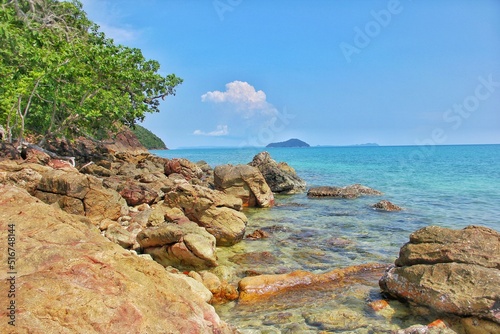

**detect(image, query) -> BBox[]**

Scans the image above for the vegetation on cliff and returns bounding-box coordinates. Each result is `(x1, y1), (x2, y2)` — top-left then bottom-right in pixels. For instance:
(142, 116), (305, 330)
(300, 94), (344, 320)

(0, 0), (182, 144)
(131, 124), (167, 150)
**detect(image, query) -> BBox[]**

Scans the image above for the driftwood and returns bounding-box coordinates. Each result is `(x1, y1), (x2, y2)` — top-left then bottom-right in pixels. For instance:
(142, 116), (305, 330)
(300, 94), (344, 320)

(22, 142), (75, 167)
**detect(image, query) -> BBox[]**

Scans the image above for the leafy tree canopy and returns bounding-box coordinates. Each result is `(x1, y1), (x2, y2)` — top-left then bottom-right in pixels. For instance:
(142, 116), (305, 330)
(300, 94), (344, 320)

(0, 0), (182, 144)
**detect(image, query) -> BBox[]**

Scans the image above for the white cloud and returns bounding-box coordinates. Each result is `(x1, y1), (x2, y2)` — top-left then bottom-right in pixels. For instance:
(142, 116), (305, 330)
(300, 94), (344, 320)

(193, 125), (229, 136)
(201, 81), (278, 118)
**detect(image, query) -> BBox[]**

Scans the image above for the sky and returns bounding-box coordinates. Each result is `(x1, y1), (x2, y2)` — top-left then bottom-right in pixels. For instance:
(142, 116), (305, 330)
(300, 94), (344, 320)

(80, 0), (500, 148)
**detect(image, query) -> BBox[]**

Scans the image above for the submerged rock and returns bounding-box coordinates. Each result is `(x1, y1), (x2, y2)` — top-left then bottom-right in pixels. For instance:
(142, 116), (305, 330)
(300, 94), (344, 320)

(0, 185), (235, 333)
(238, 263), (387, 302)
(249, 151), (306, 194)
(380, 225), (500, 326)
(307, 184), (382, 199)
(214, 164), (274, 208)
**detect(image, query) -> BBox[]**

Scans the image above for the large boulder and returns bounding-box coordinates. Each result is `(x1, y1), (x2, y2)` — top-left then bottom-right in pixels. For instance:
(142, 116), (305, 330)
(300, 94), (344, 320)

(380, 225), (500, 325)
(35, 168), (128, 223)
(164, 181), (247, 246)
(137, 222), (218, 269)
(0, 185), (235, 334)
(214, 164), (274, 208)
(164, 158), (203, 181)
(308, 184), (382, 199)
(249, 151), (306, 194)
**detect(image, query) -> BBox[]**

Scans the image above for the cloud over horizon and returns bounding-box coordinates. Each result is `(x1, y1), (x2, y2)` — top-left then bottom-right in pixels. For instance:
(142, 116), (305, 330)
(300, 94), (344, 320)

(193, 124), (229, 136)
(201, 81), (278, 118)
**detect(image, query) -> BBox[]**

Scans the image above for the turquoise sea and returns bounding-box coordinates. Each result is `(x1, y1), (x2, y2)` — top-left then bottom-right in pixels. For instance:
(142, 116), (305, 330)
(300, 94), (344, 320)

(152, 145), (500, 333)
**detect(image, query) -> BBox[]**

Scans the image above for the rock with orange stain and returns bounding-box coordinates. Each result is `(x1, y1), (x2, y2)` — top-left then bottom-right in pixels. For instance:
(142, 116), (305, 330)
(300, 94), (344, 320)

(368, 299), (390, 312)
(427, 319), (447, 329)
(0, 185), (236, 334)
(238, 263), (387, 302)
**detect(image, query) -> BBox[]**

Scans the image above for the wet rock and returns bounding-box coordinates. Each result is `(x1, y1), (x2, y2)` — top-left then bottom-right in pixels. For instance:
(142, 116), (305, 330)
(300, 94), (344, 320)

(307, 184), (382, 198)
(0, 185), (234, 334)
(214, 164), (274, 208)
(372, 199), (403, 211)
(230, 251), (280, 266)
(164, 181), (247, 246)
(460, 317), (500, 334)
(380, 225), (500, 325)
(246, 229), (270, 240)
(249, 151), (306, 194)
(138, 222), (218, 270)
(394, 323), (458, 334)
(325, 237), (354, 248)
(238, 263), (387, 302)
(303, 308), (369, 331)
(189, 271), (239, 304)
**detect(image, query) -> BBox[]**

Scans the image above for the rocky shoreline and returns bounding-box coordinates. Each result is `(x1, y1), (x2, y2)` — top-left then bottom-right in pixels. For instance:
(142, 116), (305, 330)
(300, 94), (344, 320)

(0, 138), (498, 333)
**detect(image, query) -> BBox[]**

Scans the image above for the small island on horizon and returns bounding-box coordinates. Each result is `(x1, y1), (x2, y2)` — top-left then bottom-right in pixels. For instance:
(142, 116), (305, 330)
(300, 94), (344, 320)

(266, 138), (310, 148)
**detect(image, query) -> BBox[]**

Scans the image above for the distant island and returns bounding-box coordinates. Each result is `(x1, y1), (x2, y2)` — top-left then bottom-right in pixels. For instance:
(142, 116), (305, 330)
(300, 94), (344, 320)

(267, 138), (310, 148)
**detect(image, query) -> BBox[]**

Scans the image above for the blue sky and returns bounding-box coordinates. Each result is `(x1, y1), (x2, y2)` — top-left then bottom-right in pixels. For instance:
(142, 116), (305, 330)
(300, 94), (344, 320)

(80, 0), (500, 148)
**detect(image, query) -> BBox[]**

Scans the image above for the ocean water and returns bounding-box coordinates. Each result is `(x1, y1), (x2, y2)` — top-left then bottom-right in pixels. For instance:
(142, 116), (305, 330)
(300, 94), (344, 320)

(152, 145), (500, 333)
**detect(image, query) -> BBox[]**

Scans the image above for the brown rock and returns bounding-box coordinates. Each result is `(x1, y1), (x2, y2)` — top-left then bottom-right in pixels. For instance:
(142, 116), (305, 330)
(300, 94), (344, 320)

(164, 158), (203, 180)
(164, 181), (247, 246)
(119, 181), (159, 206)
(0, 185), (234, 334)
(249, 151), (306, 194)
(395, 225), (500, 269)
(214, 164), (274, 208)
(380, 225), (500, 324)
(238, 263), (387, 302)
(372, 199), (403, 211)
(138, 222), (218, 270)
(307, 184), (382, 198)
(0, 162), (42, 194)
(105, 224), (136, 249)
(246, 229), (270, 240)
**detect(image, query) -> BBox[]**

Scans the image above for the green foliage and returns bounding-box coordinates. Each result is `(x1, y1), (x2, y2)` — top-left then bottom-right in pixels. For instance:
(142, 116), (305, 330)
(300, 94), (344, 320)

(0, 0), (182, 143)
(131, 124), (167, 150)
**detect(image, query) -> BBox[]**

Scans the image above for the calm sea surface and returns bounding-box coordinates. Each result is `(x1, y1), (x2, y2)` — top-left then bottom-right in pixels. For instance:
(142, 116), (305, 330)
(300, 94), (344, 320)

(152, 145), (500, 333)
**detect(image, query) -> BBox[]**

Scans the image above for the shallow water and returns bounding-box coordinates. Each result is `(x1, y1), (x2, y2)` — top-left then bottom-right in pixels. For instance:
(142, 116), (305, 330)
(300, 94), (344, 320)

(153, 145), (500, 332)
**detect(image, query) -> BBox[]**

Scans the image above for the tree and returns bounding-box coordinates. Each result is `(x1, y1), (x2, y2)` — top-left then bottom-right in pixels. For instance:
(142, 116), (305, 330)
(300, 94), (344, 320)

(0, 0), (182, 144)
